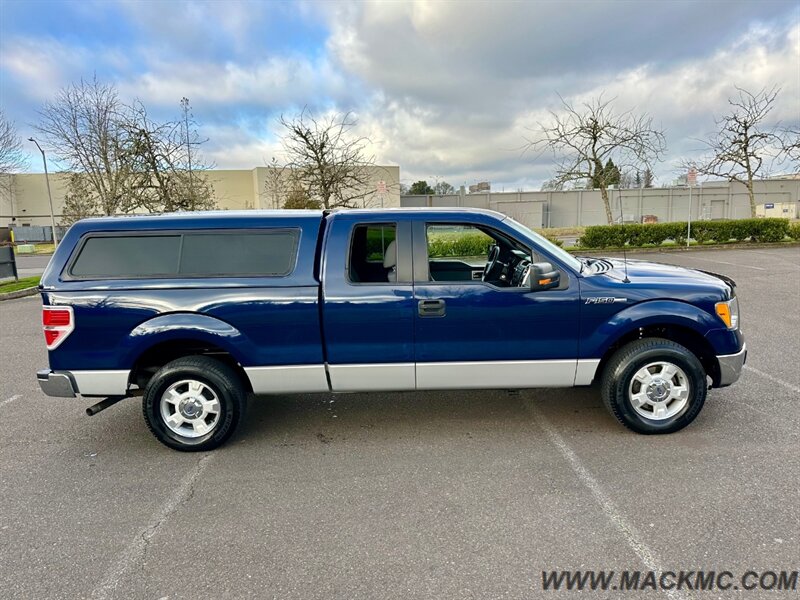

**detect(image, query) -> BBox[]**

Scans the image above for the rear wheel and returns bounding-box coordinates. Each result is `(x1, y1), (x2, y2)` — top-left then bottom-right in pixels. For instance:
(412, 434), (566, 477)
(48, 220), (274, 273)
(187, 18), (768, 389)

(143, 356), (246, 451)
(601, 338), (707, 434)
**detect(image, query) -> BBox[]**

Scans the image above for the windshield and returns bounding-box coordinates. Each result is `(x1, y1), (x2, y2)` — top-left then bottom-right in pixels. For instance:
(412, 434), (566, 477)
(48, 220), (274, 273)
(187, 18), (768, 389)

(502, 217), (583, 273)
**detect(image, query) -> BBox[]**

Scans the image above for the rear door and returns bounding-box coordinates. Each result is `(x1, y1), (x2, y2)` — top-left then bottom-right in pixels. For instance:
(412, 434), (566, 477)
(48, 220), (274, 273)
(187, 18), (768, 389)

(412, 219), (581, 390)
(321, 213), (416, 391)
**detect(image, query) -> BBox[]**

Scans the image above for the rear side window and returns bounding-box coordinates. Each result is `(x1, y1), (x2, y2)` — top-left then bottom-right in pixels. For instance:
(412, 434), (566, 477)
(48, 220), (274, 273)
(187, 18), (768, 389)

(69, 230), (299, 279)
(69, 235), (181, 278)
(179, 232), (297, 276)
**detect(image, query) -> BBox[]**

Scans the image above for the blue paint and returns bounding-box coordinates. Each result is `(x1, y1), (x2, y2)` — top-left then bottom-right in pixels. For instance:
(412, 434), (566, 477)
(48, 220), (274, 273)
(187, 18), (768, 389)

(39, 208), (745, 387)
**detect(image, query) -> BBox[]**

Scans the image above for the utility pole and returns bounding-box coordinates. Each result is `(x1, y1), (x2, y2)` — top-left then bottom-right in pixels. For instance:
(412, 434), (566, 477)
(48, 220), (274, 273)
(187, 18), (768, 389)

(28, 137), (58, 247)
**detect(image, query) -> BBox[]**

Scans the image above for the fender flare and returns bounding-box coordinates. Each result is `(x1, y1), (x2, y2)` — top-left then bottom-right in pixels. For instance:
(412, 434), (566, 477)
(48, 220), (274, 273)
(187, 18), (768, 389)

(588, 299), (720, 358)
(119, 312), (258, 368)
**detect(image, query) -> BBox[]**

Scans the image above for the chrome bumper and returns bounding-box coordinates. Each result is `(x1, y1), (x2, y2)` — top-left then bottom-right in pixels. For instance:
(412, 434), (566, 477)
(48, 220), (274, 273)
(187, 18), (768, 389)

(716, 343), (747, 387)
(37, 370), (77, 398)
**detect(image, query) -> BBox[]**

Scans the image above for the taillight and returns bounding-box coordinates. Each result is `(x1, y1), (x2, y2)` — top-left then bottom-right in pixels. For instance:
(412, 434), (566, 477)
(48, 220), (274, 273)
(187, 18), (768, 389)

(42, 306), (75, 350)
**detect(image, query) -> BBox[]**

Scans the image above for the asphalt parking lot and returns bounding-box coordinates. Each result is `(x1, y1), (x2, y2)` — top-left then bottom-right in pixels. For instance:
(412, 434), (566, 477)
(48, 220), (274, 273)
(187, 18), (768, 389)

(0, 246), (798, 599)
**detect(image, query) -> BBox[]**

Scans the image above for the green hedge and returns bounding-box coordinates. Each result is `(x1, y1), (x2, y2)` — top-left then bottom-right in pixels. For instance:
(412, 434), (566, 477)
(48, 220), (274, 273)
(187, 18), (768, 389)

(578, 218), (791, 249)
(428, 232), (493, 258)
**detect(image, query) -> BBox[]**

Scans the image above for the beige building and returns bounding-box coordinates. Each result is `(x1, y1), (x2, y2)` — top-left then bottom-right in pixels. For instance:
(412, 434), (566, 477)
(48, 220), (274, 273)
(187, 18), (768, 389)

(0, 165), (401, 226)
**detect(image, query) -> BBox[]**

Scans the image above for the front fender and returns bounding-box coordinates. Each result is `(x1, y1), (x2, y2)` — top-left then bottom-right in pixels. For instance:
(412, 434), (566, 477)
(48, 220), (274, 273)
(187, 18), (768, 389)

(582, 299), (720, 358)
(119, 313), (258, 367)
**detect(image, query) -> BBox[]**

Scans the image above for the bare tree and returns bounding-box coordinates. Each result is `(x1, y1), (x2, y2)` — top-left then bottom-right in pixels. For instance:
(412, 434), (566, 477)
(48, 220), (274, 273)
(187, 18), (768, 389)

(35, 77), (136, 216)
(262, 156), (287, 209)
(688, 86), (783, 217)
(0, 110), (27, 174)
(528, 95), (666, 223)
(282, 171), (321, 209)
(123, 99), (216, 213)
(433, 180), (455, 195)
(278, 109), (375, 209)
(540, 178), (564, 191)
(59, 174), (100, 225)
(0, 110), (27, 198)
(781, 126), (800, 171)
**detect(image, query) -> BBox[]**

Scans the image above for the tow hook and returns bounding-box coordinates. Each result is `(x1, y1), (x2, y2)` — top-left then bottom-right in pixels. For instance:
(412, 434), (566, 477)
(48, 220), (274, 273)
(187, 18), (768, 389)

(86, 396), (126, 416)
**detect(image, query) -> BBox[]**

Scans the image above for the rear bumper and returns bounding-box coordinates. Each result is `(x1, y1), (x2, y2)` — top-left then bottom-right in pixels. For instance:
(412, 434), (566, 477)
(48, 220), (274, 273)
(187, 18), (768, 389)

(37, 369), (129, 397)
(37, 370), (77, 398)
(716, 343), (747, 387)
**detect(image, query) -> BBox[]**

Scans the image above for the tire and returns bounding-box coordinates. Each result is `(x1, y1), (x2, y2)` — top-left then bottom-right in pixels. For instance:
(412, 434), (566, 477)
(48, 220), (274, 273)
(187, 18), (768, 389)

(600, 338), (707, 434)
(143, 356), (246, 451)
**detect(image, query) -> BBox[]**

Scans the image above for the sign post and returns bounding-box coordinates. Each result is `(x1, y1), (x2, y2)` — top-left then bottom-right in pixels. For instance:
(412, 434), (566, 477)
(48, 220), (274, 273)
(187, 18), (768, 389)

(376, 180), (387, 208)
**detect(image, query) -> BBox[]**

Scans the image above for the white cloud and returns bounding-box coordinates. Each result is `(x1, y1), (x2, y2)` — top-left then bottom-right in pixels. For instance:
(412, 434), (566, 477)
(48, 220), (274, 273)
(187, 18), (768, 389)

(322, 3), (800, 188)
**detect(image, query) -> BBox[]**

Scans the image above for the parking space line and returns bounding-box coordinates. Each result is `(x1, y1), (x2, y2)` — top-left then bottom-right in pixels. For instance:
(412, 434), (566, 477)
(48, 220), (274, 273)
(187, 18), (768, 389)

(744, 365), (800, 394)
(681, 255), (766, 271)
(527, 402), (691, 600)
(1, 395), (21, 407)
(90, 454), (213, 600)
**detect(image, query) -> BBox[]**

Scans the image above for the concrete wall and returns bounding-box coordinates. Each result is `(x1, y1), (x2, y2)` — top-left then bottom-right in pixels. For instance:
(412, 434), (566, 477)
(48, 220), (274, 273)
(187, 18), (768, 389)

(402, 179), (800, 228)
(1, 165), (401, 226)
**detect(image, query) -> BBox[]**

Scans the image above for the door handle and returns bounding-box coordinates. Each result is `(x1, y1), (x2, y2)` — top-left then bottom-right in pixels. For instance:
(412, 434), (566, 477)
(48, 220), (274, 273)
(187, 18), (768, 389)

(418, 299), (446, 317)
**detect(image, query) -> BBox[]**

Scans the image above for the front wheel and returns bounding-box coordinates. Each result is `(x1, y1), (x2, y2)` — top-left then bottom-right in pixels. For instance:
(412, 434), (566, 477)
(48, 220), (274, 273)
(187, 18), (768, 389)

(143, 356), (246, 451)
(600, 338), (707, 434)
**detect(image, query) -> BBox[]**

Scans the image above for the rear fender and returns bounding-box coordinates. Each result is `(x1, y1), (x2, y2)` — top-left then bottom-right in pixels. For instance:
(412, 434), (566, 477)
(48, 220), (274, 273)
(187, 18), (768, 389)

(119, 313), (256, 367)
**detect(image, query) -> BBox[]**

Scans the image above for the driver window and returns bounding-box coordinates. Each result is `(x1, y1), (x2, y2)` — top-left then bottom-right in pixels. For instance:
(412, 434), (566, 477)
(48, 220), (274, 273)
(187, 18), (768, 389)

(425, 224), (534, 287)
(426, 224), (493, 282)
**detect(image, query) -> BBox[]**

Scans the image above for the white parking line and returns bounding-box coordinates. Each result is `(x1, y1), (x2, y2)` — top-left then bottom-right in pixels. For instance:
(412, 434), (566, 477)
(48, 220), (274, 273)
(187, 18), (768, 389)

(744, 365), (800, 394)
(90, 454), (213, 600)
(527, 402), (691, 600)
(682, 255), (766, 271)
(1, 395), (21, 407)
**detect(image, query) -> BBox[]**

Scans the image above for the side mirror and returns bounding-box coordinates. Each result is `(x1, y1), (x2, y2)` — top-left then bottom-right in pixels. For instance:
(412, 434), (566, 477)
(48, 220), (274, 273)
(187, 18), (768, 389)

(530, 262), (560, 291)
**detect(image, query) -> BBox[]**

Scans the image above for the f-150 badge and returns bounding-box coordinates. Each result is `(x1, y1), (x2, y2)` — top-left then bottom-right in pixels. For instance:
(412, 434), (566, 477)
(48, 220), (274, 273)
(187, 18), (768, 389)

(585, 297), (628, 304)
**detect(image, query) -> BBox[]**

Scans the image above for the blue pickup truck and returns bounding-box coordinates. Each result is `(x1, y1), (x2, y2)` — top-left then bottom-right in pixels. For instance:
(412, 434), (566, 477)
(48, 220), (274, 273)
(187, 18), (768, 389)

(37, 208), (746, 450)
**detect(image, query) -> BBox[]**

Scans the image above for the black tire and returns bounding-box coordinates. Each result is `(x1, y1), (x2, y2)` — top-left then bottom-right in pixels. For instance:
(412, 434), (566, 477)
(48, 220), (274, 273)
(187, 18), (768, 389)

(143, 356), (246, 451)
(600, 338), (707, 434)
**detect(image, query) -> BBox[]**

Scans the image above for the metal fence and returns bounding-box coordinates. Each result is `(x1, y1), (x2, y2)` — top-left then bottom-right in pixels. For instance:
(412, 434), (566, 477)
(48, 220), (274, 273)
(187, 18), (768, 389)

(9, 225), (68, 243)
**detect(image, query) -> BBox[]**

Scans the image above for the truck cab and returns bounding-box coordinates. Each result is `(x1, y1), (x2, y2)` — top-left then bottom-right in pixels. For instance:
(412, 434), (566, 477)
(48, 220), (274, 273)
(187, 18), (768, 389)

(37, 208), (746, 450)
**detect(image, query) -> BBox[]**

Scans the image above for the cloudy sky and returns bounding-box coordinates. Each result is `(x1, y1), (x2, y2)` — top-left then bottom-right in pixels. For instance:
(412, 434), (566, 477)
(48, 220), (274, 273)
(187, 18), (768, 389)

(1, 0), (798, 189)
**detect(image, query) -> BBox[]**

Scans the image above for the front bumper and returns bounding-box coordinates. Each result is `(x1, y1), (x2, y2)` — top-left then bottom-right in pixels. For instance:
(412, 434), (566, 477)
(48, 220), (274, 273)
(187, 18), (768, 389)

(37, 370), (77, 398)
(716, 343), (747, 387)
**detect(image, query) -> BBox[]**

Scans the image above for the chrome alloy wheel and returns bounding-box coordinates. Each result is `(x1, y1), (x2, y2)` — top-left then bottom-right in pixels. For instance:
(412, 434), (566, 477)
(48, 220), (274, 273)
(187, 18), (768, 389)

(160, 379), (221, 438)
(628, 362), (690, 421)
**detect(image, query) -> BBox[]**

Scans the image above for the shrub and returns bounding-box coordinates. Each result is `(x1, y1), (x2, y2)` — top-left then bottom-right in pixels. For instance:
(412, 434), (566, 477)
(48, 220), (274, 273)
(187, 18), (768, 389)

(789, 222), (800, 241)
(577, 218), (790, 249)
(749, 218), (790, 242)
(427, 232), (493, 258)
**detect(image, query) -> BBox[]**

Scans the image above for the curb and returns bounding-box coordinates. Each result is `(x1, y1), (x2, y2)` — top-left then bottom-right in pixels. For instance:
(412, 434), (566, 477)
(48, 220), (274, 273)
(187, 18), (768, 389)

(0, 287), (39, 301)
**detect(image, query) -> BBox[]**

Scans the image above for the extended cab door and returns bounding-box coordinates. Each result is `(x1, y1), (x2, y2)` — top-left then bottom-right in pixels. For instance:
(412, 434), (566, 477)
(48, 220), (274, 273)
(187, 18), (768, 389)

(321, 213), (416, 391)
(412, 218), (581, 389)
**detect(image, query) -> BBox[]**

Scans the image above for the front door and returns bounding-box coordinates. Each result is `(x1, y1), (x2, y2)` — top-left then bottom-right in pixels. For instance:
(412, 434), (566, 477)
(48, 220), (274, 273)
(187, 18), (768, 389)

(412, 220), (581, 390)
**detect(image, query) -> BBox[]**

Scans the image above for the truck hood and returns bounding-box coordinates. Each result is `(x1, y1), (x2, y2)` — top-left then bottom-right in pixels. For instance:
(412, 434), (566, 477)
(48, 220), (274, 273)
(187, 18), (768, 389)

(587, 257), (735, 294)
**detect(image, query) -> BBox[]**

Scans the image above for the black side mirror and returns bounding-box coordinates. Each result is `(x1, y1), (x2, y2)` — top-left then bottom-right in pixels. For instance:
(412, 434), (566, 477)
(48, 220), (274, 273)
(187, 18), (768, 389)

(530, 262), (560, 291)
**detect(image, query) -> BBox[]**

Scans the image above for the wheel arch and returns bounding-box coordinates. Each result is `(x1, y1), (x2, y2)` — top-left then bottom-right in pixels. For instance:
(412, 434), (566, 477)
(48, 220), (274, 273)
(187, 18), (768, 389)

(596, 322), (720, 386)
(122, 313), (256, 392)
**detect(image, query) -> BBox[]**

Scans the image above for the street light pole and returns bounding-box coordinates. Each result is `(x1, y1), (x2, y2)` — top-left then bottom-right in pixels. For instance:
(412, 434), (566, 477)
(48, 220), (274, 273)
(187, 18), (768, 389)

(28, 137), (58, 247)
